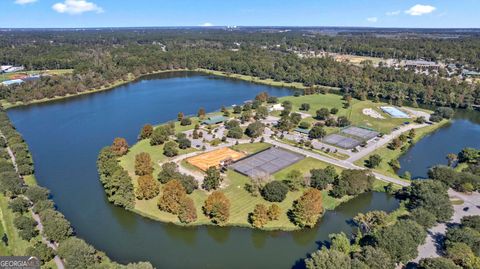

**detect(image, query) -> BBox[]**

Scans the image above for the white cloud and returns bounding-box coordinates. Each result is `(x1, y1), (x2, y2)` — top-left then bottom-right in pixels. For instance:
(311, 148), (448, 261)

(405, 4), (436, 16)
(366, 17), (378, 23)
(199, 22), (214, 27)
(14, 0), (37, 5)
(52, 0), (103, 15)
(386, 10), (401, 16)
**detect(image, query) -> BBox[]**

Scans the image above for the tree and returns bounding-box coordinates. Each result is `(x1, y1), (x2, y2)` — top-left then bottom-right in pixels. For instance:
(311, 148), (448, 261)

(139, 124), (153, 139)
(157, 162), (179, 184)
(178, 196), (197, 224)
(366, 154), (382, 168)
(330, 108), (339, 114)
(197, 107), (206, 118)
(39, 209), (73, 242)
(177, 134), (191, 149)
(32, 199), (55, 214)
(255, 92), (269, 102)
(373, 220), (426, 263)
(158, 180), (186, 215)
(353, 246), (394, 269)
(305, 247), (351, 269)
(227, 126), (243, 139)
(255, 106), (269, 119)
(177, 112), (184, 121)
(136, 174), (159, 200)
(299, 121), (311, 129)
(309, 126), (327, 139)
(262, 181), (289, 202)
(291, 188), (323, 228)
(267, 204), (281, 221)
(135, 152), (153, 176)
(250, 204), (269, 228)
(150, 126), (170, 146)
(406, 180), (453, 222)
(409, 207), (437, 229)
(202, 166), (222, 191)
(57, 237), (96, 269)
(445, 226), (480, 255)
(8, 197), (30, 214)
(0, 171), (23, 196)
(353, 211), (388, 233)
(331, 169), (375, 198)
(26, 242), (54, 265)
(180, 117), (192, 126)
(179, 174), (198, 194)
(310, 166), (338, 190)
(233, 106), (242, 114)
(316, 108), (330, 120)
(203, 191), (230, 224)
(245, 121), (265, 138)
(283, 169), (304, 191)
(111, 137), (128, 156)
(13, 215), (38, 241)
(163, 141), (179, 157)
(300, 103), (311, 111)
(330, 232), (353, 255)
(458, 148), (480, 163)
(25, 186), (49, 203)
(337, 116), (351, 127)
(446, 242), (480, 269)
(418, 257), (462, 269)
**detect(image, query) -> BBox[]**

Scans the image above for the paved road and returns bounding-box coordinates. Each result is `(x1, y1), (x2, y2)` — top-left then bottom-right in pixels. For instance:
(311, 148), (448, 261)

(346, 123), (428, 163)
(413, 190), (480, 263)
(264, 136), (410, 187)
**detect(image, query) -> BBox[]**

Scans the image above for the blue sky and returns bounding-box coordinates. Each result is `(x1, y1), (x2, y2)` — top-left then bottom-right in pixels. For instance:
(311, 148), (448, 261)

(1, 0), (479, 28)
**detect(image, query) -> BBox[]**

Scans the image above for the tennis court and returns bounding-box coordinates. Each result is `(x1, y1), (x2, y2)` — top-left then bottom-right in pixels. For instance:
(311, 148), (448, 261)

(323, 134), (362, 149)
(187, 148), (246, 171)
(341, 126), (379, 140)
(231, 147), (304, 178)
(381, 106), (410, 118)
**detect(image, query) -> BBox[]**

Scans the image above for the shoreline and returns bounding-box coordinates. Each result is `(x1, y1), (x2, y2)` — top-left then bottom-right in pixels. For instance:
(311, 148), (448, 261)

(1, 68), (340, 110)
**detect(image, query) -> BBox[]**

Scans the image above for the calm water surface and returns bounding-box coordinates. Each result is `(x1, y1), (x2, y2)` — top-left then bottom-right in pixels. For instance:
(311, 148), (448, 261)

(398, 110), (480, 179)
(8, 72), (399, 268)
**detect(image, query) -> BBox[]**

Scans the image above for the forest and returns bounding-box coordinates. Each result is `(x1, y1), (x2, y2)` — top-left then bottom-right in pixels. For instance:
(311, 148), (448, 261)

(0, 28), (479, 108)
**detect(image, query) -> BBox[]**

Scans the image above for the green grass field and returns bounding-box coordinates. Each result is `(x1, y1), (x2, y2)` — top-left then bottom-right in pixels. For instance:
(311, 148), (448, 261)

(123, 139), (364, 230)
(0, 194), (37, 256)
(278, 94), (418, 134)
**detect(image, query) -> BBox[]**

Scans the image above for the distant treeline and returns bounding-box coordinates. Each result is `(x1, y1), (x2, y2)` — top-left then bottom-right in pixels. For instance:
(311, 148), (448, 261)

(0, 30), (479, 108)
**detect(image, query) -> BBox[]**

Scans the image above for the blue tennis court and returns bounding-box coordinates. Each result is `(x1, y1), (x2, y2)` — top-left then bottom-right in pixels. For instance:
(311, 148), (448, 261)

(381, 106), (410, 118)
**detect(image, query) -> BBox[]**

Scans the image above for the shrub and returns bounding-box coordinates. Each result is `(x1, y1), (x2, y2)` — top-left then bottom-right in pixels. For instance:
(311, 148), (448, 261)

(261, 181), (289, 202)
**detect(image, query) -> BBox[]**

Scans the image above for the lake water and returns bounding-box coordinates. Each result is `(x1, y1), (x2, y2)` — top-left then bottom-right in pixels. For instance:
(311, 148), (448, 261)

(398, 110), (480, 179)
(7, 72), (399, 268)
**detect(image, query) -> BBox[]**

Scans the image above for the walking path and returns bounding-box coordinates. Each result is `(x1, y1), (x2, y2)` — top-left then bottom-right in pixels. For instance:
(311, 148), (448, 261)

(0, 131), (65, 269)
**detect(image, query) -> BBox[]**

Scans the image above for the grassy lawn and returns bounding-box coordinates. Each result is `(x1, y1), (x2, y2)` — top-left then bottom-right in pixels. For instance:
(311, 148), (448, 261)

(118, 138), (197, 178)
(355, 120), (450, 179)
(0, 194), (33, 256)
(231, 142), (271, 154)
(279, 94), (417, 135)
(123, 140), (361, 230)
